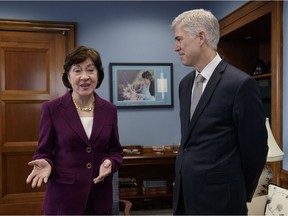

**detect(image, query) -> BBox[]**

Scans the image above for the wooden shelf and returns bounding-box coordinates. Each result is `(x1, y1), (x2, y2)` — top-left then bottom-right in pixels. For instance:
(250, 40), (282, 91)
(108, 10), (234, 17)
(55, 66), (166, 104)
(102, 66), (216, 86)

(120, 193), (173, 199)
(252, 73), (271, 80)
(119, 146), (177, 210)
(123, 153), (176, 165)
(218, 1), (283, 185)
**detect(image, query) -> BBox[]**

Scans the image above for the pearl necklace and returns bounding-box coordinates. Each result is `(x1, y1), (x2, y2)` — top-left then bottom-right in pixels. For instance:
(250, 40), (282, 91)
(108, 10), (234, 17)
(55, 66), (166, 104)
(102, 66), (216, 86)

(72, 97), (94, 112)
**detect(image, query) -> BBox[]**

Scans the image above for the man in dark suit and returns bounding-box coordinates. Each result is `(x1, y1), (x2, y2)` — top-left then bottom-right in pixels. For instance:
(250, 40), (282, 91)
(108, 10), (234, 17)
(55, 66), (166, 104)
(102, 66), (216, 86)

(171, 9), (268, 214)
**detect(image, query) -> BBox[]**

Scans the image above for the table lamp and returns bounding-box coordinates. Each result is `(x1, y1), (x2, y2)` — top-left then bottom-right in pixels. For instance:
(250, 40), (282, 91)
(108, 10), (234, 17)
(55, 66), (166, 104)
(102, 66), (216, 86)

(265, 118), (284, 162)
(253, 118), (284, 197)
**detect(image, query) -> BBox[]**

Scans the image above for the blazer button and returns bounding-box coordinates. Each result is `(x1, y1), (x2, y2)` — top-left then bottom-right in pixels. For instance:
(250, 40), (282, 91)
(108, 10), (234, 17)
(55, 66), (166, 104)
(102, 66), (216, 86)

(86, 163), (92, 169)
(86, 147), (91, 153)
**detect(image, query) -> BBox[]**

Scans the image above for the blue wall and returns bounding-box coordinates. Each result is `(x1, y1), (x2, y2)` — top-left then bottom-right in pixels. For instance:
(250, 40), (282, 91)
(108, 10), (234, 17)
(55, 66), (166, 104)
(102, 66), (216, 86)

(0, 1), (287, 169)
(0, 1), (202, 146)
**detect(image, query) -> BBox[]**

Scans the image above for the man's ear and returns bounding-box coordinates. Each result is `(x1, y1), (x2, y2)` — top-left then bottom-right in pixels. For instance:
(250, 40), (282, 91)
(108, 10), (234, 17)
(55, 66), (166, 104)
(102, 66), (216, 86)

(198, 31), (206, 45)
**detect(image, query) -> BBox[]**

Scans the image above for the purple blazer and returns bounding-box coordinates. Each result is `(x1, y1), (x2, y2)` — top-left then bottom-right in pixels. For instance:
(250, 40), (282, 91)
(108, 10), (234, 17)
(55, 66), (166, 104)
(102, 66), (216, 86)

(33, 91), (123, 214)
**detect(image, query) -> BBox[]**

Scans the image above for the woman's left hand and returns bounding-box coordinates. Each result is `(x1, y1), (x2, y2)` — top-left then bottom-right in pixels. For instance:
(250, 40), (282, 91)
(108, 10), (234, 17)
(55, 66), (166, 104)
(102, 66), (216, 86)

(93, 159), (112, 184)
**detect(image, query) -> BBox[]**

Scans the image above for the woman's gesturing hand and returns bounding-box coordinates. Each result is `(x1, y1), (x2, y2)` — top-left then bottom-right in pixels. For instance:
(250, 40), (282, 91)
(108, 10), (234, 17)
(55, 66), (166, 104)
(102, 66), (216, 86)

(26, 159), (52, 188)
(93, 159), (112, 184)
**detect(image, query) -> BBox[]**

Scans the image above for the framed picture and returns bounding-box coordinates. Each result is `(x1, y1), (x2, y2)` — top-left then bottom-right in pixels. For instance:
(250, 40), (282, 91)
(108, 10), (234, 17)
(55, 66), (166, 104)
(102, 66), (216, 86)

(109, 63), (173, 108)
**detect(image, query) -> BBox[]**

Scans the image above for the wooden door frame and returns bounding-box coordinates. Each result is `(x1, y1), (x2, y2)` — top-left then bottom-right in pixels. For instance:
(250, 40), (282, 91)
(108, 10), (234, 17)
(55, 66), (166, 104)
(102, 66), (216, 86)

(0, 18), (76, 214)
(0, 18), (77, 51)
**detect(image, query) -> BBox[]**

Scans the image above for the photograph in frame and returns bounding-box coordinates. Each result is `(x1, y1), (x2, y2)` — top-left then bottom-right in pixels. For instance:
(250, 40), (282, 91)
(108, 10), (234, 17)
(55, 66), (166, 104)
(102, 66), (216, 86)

(109, 63), (173, 108)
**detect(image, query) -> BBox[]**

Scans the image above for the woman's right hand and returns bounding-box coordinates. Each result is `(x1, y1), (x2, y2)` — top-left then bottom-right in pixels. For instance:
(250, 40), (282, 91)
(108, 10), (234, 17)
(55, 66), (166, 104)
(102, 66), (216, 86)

(26, 159), (52, 188)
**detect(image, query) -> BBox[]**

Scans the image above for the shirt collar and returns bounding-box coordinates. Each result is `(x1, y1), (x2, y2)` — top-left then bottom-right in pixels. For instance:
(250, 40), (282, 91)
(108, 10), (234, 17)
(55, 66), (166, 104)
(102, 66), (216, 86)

(196, 53), (222, 81)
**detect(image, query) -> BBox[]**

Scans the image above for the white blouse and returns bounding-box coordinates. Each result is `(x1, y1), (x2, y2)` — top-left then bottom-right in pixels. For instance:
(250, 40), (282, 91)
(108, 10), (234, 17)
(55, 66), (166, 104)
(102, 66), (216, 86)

(80, 117), (93, 139)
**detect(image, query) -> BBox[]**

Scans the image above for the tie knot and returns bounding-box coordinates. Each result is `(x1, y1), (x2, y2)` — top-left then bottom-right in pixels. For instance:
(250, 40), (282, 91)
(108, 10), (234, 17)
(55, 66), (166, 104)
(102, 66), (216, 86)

(196, 74), (205, 83)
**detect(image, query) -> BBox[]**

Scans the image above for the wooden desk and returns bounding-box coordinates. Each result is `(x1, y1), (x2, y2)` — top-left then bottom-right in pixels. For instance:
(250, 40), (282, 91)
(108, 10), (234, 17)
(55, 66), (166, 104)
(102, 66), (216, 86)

(119, 147), (177, 210)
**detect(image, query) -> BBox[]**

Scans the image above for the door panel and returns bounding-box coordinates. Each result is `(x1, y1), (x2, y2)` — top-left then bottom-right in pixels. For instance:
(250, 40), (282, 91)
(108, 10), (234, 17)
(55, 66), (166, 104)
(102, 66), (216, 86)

(5, 102), (41, 142)
(0, 19), (76, 214)
(5, 48), (47, 91)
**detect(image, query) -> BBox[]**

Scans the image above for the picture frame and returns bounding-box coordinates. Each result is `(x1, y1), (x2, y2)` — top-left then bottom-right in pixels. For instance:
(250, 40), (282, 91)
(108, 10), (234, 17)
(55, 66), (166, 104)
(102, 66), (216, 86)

(109, 63), (173, 108)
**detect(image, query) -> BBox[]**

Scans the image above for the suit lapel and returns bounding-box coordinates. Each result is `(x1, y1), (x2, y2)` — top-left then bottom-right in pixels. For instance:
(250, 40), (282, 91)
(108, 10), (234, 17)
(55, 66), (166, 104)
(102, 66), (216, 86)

(183, 60), (227, 146)
(89, 94), (106, 144)
(59, 92), (107, 145)
(59, 91), (90, 145)
(183, 72), (195, 129)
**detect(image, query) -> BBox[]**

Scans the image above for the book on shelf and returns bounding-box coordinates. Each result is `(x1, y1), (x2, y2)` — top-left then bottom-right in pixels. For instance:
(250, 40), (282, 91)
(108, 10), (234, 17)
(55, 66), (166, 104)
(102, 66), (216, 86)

(119, 177), (137, 188)
(119, 187), (138, 196)
(142, 185), (168, 195)
(143, 179), (167, 188)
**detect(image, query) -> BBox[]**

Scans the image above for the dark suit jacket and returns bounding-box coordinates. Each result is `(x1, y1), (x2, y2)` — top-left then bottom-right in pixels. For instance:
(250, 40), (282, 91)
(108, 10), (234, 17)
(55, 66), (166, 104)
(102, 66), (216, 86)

(33, 91), (123, 215)
(173, 60), (268, 215)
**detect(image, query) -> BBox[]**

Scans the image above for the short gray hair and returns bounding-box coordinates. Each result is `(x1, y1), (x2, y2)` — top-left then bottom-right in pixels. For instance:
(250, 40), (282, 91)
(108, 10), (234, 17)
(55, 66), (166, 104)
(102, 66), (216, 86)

(171, 9), (220, 51)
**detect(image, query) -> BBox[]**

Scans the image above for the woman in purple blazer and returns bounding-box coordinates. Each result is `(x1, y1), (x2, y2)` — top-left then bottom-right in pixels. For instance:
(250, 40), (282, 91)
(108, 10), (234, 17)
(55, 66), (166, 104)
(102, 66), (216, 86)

(26, 46), (123, 215)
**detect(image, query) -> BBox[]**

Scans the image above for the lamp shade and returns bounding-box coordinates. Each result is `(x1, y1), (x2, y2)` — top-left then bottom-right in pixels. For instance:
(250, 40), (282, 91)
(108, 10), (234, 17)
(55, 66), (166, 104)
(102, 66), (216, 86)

(266, 118), (284, 162)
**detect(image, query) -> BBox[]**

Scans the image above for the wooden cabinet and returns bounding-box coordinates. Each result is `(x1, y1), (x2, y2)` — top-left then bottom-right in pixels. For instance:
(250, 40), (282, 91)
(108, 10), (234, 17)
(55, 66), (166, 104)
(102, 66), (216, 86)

(218, 1), (283, 185)
(118, 146), (177, 210)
